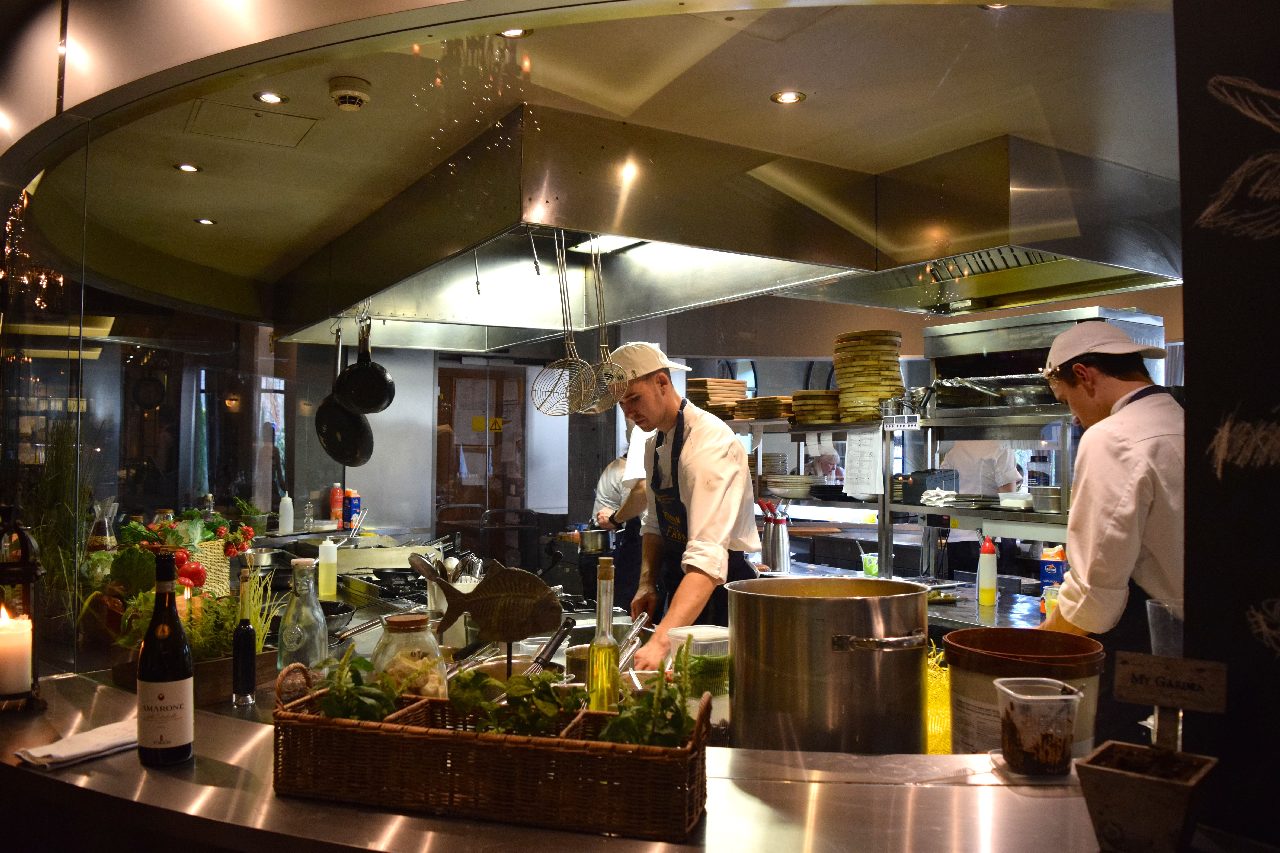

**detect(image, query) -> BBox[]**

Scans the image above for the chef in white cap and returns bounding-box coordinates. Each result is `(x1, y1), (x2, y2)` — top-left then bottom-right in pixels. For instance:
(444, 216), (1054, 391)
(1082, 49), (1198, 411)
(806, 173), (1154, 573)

(609, 342), (760, 671)
(1038, 320), (1183, 744)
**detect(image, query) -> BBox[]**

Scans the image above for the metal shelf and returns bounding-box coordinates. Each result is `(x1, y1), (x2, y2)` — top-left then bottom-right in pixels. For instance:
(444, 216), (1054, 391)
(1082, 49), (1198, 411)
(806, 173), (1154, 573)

(920, 412), (1070, 428)
(887, 502), (1068, 526)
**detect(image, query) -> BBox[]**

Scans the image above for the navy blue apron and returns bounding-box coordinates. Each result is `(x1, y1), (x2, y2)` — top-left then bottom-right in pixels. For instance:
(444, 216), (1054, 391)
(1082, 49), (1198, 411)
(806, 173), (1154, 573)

(1087, 384), (1179, 744)
(652, 399), (756, 625)
(611, 515), (643, 610)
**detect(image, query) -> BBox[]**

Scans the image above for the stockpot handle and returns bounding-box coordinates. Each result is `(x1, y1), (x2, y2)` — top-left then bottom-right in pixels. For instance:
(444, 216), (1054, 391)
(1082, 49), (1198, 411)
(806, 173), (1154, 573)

(831, 630), (927, 652)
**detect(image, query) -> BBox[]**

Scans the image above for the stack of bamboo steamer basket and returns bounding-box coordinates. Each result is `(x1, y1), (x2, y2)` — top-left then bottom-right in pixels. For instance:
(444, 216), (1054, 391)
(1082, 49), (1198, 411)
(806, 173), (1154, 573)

(833, 329), (904, 422)
(791, 390), (840, 425)
(687, 378), (747, 420)
(735, 396), (793, 420)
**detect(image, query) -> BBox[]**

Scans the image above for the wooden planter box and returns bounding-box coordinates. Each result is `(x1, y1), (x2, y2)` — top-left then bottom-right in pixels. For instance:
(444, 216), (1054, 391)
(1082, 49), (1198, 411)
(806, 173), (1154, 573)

(1075, 740), (1217, 853)
(111, 650), (277, 706)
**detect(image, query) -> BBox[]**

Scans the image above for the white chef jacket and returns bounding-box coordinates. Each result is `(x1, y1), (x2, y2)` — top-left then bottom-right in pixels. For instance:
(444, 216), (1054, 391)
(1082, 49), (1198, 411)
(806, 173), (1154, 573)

(941, 440), (1021, 542)
(1057, 388), (1184, 634)
(592, 456), (629, 517)
(641, 400), (761, 582)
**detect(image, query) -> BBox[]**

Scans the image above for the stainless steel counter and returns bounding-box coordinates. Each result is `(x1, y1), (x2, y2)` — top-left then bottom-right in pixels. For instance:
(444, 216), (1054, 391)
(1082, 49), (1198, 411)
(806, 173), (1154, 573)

(779, 560), (1044, 630)
(1, 672), (1100, 851)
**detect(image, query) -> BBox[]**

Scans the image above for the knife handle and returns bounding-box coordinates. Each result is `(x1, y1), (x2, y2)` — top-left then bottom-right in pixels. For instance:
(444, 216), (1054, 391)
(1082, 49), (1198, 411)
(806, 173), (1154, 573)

(533, 616), (576, 667)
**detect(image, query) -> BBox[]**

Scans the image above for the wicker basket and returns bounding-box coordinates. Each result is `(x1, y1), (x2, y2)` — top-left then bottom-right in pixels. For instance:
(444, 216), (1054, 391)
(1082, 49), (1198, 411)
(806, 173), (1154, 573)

(273, 685), (711, 841)
(195, 538), (232, 597)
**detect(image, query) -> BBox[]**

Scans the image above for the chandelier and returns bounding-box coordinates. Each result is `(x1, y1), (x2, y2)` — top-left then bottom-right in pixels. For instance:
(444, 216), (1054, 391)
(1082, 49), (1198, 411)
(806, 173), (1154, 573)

(2, 192), (66, 314)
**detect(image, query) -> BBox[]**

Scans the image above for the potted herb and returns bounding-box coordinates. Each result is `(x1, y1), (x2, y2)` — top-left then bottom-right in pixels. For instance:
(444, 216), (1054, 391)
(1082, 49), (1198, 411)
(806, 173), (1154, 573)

(233, 497), (270, 537)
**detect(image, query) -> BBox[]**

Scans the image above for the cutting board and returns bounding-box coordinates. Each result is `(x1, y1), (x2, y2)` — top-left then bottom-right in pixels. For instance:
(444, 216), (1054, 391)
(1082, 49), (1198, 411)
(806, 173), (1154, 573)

(770, 525), (842, 536)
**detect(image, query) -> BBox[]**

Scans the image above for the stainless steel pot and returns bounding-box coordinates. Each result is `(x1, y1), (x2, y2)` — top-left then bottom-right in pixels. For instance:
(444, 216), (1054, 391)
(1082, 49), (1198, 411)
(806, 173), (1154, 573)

(727, 576), (928, 754)
(579, 528), (614, 555)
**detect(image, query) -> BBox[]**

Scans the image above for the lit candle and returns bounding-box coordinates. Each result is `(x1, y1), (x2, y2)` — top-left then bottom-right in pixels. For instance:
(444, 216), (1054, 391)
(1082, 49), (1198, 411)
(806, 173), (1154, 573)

(0, 605), (33, 695)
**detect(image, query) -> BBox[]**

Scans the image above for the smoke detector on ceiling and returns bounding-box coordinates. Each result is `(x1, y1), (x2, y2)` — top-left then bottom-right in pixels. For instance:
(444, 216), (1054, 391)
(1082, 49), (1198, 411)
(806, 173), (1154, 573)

(328, 77), (372, 111)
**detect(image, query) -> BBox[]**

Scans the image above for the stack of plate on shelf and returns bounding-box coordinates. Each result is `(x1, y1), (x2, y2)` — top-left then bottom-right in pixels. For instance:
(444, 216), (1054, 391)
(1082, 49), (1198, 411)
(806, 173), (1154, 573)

(791, 389), (840, 425)
(832, 329), (905, 422)
(748, 452), (789, 477)
(687, 378), (747, 409)
(735, 396), (793, 420)
(763, 474), (824, 500)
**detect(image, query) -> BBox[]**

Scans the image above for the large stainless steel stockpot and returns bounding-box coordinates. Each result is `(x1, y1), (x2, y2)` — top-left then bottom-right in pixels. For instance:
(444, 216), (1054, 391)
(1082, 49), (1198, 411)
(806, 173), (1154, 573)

(727, 576), (928, 755)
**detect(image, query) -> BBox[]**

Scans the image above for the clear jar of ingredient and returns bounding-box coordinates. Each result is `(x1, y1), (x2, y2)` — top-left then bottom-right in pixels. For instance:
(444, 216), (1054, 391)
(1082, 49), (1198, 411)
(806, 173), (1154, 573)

(371, 614), (448, 698)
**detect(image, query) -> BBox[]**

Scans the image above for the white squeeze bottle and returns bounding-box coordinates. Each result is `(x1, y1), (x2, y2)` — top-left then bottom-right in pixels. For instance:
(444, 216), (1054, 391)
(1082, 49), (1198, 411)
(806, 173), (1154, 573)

(318, 536), (338, 600)
(977, 535), (998, 607)
(277, 492), (294, 535)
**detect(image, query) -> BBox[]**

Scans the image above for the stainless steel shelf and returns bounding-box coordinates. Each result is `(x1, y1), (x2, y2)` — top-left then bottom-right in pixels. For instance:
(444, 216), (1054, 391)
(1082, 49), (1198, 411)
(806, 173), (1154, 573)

(888, 502), (1068, 526)
(920, 413), (1070, 427)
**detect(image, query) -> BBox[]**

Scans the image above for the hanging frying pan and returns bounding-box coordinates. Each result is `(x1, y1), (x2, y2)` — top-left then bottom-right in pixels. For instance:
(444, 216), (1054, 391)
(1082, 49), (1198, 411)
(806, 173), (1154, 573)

(334, 315), (395, 414)
(315, 327), (374, 467)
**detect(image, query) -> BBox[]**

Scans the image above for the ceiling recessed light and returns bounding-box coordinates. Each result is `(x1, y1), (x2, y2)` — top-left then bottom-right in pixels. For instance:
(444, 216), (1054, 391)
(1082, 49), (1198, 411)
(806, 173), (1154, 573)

(194, 218), (216, 226)
(770, 90), (807, 105)
(497, 28), (531, 39)
(253, 91), (287, 105)
(980, 4), (1009, 9)
(175, 163), (201, 173)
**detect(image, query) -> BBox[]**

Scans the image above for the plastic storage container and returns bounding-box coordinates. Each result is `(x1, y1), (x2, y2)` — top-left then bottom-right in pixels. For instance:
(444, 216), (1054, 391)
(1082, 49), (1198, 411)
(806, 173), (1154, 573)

(666, 625), (731, 726)
(371, 613), (448, 698)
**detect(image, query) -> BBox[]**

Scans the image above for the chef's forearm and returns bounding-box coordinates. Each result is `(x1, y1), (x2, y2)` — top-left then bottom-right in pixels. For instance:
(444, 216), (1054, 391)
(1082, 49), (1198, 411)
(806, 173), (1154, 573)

(639, 533), (664, 589)
(655, 570), (716, 636)
(616, 482), (647, 524)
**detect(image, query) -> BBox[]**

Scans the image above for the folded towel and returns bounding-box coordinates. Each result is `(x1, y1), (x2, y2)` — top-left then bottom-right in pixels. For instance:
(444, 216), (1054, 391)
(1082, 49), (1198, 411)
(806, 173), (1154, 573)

(16, 719), (137, 769)
(920, 488), (957, 507)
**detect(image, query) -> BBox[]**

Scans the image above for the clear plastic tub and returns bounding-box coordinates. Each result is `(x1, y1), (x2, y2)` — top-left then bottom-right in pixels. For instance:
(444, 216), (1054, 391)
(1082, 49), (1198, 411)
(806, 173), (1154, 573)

(666, 625), (731, 726)
(994, 677), (1081, 776)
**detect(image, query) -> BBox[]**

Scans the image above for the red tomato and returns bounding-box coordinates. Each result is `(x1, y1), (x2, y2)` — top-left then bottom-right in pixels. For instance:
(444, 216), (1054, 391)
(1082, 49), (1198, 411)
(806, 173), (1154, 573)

(174, 548), (190, 568)
(224, 544), (237, 558)
(216, 526), (228, 538)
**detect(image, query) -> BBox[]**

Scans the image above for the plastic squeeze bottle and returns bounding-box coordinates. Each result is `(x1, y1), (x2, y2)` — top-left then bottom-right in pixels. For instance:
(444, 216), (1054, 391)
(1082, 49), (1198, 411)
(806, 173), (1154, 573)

(329, 483), (343, 522)
(277, 492), (294, 535)
(317, 536), (338, 600)
(977, 536), (998, 607)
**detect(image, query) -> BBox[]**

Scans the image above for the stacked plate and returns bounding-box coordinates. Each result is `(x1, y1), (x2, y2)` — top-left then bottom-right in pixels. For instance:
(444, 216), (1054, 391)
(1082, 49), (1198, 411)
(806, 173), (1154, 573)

(791, 389), (840, 425)
(763, 474), (824, 500)
(735, 396), (793, 420)
(748, 452), (789, 477)
(833, 329), (905, 422)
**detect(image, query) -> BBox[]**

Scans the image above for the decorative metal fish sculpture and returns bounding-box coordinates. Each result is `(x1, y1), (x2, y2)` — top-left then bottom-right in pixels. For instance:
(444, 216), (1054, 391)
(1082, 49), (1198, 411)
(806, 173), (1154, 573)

(411, 554), (562, 644)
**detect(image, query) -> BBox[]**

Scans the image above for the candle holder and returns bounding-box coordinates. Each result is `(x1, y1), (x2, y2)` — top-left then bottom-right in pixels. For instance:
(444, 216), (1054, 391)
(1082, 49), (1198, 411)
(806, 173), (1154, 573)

(0, 505), (46, 713)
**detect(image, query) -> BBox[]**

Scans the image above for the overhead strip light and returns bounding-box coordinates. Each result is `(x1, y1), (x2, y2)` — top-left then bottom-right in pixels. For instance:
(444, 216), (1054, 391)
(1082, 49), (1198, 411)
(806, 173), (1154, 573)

(566, 234), (645, 254)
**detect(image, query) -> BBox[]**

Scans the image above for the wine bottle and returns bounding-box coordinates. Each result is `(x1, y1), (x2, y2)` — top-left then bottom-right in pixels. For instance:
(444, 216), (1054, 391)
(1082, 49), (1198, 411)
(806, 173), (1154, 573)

(232, 568), (257, 706)
(137, 550), (194, 766)
(588, 557), (620, 712)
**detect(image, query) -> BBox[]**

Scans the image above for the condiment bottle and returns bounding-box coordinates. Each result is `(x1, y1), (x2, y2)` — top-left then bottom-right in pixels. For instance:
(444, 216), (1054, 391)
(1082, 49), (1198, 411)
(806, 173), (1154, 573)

(329, 483), (343, 522)
(277, 492), (294, 535)
(317, 537), (338, 600)
(977, 536), (998, 607)
(232, 567), (257, 706)
(277, 558), (327, 671)
(588, 557), (620, 711)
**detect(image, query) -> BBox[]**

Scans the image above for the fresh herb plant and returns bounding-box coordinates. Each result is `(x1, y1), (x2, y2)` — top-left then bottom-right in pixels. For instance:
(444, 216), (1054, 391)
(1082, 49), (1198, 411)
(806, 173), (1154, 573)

(316, 646), (402, 722)
(598, 637), (697, 747)
(449, 669), (588, 735)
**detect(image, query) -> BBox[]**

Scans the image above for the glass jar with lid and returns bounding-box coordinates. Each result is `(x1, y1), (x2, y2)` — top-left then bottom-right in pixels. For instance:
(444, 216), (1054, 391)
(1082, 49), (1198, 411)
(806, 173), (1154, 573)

(371, 614), (448, 698)
(152, 508), (176, 525)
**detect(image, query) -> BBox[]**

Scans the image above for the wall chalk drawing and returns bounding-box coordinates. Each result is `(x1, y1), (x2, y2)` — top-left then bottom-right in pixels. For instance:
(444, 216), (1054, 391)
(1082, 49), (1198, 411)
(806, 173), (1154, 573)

(1176, 1), (1280, 845)
(1196, 77), (1280, 240)
(1208, 410), (1280, 479)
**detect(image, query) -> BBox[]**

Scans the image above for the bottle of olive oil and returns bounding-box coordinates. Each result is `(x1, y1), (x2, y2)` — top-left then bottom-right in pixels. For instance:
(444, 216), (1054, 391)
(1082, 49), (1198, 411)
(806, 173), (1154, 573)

(588, 558), (620, 711)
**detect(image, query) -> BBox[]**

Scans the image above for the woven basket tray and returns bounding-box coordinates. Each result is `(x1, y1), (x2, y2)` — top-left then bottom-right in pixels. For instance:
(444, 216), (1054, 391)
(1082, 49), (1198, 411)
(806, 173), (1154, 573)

(273, 683), (711, 841)
(195, 538), (231, 598)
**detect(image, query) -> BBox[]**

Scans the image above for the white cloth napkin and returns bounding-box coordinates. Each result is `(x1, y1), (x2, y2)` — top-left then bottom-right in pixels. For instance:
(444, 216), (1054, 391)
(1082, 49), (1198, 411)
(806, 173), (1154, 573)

(16, 719), (137, 769)
(920, 488), (958, 506)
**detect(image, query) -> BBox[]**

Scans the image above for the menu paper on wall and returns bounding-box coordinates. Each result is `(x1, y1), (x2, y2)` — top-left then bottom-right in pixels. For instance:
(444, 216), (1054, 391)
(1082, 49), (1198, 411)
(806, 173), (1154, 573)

(843, 426), (883, 496)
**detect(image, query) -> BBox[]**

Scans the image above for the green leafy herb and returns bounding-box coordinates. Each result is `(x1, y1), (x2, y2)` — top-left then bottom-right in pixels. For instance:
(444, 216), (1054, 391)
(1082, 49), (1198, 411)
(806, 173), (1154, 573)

(449, 669), (587, 736)
(234, 496), (268, 518)
(598, 636), (697, 747)
(109, 546), (156, 598)
(316, 646), (401, 722)
(118, 521), (159, 547)
(687, 653), (731, 698)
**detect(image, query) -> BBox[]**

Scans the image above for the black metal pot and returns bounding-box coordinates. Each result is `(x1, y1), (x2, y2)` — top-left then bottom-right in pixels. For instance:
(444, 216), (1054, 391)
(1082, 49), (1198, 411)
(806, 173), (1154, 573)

(579, 528), (614, 555)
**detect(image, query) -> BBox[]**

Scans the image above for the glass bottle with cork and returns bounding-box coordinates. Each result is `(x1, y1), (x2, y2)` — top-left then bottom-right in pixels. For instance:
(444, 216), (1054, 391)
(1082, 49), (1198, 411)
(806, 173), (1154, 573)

(232, 567), (257, 706)
(588, 557), (620, 711)
(277, 558), (327, 671)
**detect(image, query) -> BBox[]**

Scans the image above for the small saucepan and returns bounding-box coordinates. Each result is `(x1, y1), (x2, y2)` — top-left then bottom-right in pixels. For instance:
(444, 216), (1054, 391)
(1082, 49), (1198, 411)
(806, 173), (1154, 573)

(579, 528), (614, 555)
(334, 315), (396, 414)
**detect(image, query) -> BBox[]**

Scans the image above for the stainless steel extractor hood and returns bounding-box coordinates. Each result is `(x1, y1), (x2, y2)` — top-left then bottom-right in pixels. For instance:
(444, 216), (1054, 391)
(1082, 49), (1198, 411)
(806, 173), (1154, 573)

(781, 136), (1182, 316)
(276, 106), (874, 350)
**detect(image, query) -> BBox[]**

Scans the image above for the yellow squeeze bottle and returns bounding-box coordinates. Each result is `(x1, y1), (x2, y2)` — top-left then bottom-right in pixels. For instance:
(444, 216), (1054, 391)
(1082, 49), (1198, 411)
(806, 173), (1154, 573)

(588, 558), (620, 711)
(977, 536), (998, 607)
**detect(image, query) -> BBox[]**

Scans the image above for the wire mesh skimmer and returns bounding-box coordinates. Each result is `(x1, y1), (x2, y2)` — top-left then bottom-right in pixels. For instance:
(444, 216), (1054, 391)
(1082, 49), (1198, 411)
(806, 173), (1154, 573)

(581, 236), (629, 414)
(530, 230), (594, 416)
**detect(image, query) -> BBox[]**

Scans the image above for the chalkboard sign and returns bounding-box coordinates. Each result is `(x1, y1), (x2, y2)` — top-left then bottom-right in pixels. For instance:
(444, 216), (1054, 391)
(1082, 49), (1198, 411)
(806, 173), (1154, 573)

(1176, 0), (1280, 845)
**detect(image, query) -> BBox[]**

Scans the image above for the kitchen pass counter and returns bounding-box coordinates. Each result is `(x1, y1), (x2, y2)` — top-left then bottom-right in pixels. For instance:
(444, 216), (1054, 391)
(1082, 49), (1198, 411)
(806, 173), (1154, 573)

(0, 672), (1100, 852)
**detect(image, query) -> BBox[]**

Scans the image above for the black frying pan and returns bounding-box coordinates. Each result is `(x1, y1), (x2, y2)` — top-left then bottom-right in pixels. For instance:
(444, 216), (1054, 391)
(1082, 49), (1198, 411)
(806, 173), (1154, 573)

(334, 316), (395, 414)
(316, 327), (375, 467)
